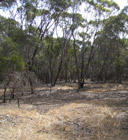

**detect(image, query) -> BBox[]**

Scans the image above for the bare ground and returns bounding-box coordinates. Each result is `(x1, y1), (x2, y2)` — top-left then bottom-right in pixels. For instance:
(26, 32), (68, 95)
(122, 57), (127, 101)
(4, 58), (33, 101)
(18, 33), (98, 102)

(0, 82), (128, 140)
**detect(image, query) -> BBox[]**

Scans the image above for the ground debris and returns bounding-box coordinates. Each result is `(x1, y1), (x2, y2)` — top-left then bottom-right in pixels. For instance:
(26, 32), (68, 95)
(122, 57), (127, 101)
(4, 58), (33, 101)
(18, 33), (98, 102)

(0, 83), (128, 140)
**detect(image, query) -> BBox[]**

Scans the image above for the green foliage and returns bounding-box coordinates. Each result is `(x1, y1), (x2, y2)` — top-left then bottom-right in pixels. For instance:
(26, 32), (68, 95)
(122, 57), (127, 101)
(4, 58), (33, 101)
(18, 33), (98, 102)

(37, 9), (50, 16)
(61, 11), (72, 18)
(43, 36), (61, 58)
(10, 52), (25, 71)
(70, 13), (85, 31)
(0, 0), (16, 8)
(86, 0), (119, 12)
(114, 56), (125, 71)
(121, 6), (128, 15)
(78, 32), (90, 39)
(0, 0), (128, 84)
(103, 14), (128, 36)
(48, 0), (72, 12)
(24, 2), (38, 21)
(0, 35), (25, 76)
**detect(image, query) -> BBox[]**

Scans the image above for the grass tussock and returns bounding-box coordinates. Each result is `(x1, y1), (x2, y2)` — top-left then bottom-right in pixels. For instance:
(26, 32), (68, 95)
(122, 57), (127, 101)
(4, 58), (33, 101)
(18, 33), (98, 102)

(0, 83), (128, 140)
(0, 102), (127, 140)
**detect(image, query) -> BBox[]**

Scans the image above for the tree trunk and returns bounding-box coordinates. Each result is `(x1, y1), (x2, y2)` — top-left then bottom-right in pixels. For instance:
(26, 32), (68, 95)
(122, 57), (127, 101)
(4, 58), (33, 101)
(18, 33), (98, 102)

(52, 58), (63, 86)
(28, 77), (34, 94)
(3, 79), (10, 103)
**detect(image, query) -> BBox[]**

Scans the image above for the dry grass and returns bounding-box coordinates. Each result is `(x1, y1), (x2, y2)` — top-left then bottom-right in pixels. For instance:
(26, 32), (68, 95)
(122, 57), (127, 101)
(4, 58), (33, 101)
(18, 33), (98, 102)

(0, 104), (43, 140)
(0, 102), (128, 140)
(84, 83), (128, 94)
(0, 83), (128, 140)
(36, 84), (76, 92)
(39, 103), (128, 140)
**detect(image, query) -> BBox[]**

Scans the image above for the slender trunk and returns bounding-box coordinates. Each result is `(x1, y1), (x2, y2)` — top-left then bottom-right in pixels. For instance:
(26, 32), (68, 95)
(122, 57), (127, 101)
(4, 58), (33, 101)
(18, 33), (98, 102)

(73, 34), (80, 82)
(3, 79), (10, 103)
(49, 61), (53, 85)
(28, 77), (34, 94)
(3, 87), (7, 103)
(80, 46), (87, 83)
(11, 87), (15, 99)
(65, 63), (68, 83)
(52, 57), (63, 86)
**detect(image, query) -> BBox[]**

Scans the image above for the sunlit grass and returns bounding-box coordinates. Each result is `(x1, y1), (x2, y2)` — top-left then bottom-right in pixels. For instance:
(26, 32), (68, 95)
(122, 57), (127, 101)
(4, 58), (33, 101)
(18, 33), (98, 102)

(0, 83), (128, 140)
(0, 102), (127, 140)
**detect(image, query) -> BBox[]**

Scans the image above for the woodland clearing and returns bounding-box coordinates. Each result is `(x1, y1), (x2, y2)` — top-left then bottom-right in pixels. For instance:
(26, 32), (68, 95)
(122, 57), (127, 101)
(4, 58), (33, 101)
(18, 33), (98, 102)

(0, 82), (128, 140)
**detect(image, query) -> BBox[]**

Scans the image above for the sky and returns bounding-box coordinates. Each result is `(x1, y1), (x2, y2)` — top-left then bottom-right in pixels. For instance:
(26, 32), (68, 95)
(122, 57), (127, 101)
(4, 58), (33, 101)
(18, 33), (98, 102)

(115, 0), (128, 9)
(0, 0), (128, 18)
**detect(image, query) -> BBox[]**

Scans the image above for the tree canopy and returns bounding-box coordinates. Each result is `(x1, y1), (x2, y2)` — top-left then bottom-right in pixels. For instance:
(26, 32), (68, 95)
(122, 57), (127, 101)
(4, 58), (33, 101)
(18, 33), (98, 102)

(0, 0), (128, 86)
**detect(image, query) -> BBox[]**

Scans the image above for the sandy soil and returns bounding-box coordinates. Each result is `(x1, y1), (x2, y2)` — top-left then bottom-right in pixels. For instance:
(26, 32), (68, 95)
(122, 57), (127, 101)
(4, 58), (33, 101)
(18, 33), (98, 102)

(0, 82), (128, 140)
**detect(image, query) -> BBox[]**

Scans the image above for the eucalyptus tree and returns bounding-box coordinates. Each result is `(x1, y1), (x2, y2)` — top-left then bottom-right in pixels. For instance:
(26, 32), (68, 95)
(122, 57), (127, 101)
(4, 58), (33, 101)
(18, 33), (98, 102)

(38, 35), (63, 86)
(56, 11), (77, 83)
(0, 0), (123, 88)
(0, 15), (25, 78)
(0, 15), (26, 102)
(90, 7), (128, 82)
(0, 0), (72, 89)
(15, 0), (72, 72)
(66, 0), (119, 88)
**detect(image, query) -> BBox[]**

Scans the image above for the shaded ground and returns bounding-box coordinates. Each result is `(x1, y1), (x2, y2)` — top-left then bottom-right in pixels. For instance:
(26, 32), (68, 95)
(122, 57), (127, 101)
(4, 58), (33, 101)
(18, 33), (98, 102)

(0, 82), (128, 140)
